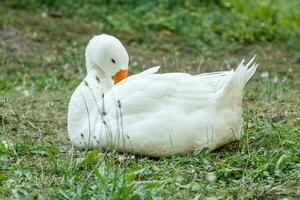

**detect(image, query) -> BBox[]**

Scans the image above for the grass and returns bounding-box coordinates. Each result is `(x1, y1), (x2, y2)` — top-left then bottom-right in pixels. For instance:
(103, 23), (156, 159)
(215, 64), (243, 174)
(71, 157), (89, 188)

(0, 1), (300, 199)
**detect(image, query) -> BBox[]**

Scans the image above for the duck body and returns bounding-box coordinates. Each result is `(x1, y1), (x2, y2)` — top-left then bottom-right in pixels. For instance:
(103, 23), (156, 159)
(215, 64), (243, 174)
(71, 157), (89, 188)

(67, 34), (257, 157)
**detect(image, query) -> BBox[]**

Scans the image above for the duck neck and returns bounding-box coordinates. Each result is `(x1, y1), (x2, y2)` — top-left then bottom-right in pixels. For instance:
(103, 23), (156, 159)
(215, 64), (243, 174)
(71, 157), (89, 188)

(85, 64), (114, 93)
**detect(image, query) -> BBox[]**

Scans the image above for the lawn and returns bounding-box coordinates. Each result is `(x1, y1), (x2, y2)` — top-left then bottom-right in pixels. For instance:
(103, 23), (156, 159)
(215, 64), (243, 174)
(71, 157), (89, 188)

(0, 1), (299, 199)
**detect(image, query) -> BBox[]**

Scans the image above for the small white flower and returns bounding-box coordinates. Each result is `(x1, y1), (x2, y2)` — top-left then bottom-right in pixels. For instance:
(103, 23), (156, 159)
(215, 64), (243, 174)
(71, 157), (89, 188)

(22, 90), (30, 97)
(272, 76), (278, 83)
(260, 71), (269, 79)
(206, 172), (217, 182)
(41, 12), (48, 18)
(132, 61), (138, 67)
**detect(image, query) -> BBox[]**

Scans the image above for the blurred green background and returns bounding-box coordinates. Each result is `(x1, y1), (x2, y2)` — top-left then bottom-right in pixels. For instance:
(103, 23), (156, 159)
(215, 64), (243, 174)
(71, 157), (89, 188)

(2, 0), (300, 52)
(1, 0), (300, 91)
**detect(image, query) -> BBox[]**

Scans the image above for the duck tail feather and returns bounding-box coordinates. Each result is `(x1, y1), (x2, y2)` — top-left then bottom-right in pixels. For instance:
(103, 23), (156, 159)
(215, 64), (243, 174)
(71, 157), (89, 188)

(218, 56), (257, 108)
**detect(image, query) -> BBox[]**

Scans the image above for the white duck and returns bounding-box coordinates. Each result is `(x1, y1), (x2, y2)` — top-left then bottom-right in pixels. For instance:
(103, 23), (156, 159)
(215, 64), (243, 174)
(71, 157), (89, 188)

(68, 34), (257, 157)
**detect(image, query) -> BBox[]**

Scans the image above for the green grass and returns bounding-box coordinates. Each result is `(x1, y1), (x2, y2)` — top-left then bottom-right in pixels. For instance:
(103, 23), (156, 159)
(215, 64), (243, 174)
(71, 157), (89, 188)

(1, 1), (300, 199)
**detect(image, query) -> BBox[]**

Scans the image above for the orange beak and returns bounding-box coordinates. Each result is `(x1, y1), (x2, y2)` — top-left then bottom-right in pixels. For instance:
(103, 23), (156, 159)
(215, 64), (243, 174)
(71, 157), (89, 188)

(112, 69), (128, 84)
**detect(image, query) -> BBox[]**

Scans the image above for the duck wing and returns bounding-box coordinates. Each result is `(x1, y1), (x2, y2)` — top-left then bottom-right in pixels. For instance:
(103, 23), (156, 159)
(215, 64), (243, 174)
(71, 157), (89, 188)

(104, 68), (232, 116)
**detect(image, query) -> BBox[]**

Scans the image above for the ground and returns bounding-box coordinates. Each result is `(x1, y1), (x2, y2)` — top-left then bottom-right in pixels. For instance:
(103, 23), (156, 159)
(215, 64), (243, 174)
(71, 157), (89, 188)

(0, 1), (299, 199)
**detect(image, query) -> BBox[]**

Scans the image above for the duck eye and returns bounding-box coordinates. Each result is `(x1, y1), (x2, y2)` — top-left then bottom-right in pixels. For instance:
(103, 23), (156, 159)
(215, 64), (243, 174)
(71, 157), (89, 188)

(111, 59), (116, 64)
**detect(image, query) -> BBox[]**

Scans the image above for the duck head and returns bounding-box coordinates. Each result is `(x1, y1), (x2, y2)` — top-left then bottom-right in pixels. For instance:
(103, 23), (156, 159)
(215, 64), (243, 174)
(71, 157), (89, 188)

(85, 34), (129, 84)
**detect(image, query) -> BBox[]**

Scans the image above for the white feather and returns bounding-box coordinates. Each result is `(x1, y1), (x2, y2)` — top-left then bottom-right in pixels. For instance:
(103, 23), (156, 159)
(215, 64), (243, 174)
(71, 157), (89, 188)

(67, 34), (257, 157)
